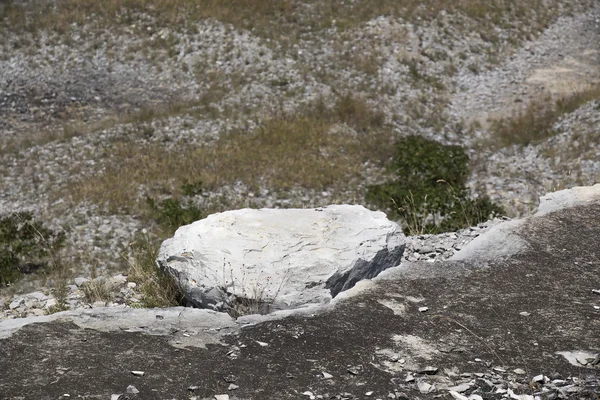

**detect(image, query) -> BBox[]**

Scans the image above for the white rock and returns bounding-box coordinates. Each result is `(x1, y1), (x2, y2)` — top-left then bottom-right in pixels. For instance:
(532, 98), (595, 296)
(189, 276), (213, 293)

(214, 395), (229, 400)
(9, 298), (23, 310)
(417, 381), (434, 393)
(513, 368), (526, 375)
(418, 307), (429, 312)
(448, 383), (471, 393)
(130, 371), (144, 376)
(157, 205), (405, 312)
(449, 391), (468, 400)
(126, 385), (139, 394)
(322, 372), (333, 379)
(74, 277), (89, 287)
(44, 298), (57, 309)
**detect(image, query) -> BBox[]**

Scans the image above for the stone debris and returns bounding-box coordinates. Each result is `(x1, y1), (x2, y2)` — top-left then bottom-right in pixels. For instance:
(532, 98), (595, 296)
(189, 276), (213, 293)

(1, 274), (143, 321)
(130, 371), (144, 376)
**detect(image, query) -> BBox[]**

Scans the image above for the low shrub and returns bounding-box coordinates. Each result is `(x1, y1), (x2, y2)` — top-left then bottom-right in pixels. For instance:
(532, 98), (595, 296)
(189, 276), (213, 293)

(366, 135), (504, 235)
(0, 212), (65, 287)
(146, 196), (205, 232)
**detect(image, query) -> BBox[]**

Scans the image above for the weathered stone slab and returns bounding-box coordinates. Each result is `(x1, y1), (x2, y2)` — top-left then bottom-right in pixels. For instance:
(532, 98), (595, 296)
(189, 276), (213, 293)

(157, 205), (405, 314)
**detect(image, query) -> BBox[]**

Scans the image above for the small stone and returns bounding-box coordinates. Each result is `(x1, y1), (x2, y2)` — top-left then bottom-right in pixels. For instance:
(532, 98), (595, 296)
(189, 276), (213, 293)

(492, 366), (506, 373)
(127, 282), (137, 289)
(74, 277), (88, 287)
(448, 383), (471, 393)
(9, 298), (23, 310)
(592, 289), (600, 295)
(513, 368), (526, 375)
(302, 391), (315, 399)
(532, 374), (547, 383)
(44, 298), (57, 309)
(126, 385), (139, 394)
(228, 384), (239, 391)
(405, 373), (415, 382)
(419, 366), (438, 375)
(110, 395), (123, 400)
(449, 391), (468, 400)
(519, 312), (531, 317)
(418, 307), (429, 312)
(188, 386), (200, 391)
(417, 381), (434, 393)
(131, 370), (145, 376)
(214, 395), (229, 400)
(322, 372), (333, 379)
(347, 366), (362, 375)
(365, 391), (374, 396)
(256, 340), (269, 347)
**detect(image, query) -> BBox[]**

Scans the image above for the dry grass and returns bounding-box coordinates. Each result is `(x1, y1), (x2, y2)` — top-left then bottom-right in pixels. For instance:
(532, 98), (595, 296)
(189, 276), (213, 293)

(125, 232), (182, 308)
(66, 95), (394, 214)
(81, 278), (115, 305)
(0, 0), (576, 42)
(489, 87), (600, 147)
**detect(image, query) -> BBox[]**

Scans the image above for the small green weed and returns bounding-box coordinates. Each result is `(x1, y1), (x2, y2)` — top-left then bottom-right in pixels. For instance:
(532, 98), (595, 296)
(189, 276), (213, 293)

(146, 197), (205, 232)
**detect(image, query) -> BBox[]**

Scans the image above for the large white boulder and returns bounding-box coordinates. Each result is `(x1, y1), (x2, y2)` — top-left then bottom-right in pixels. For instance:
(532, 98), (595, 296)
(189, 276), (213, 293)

(157, 205), (405, 314)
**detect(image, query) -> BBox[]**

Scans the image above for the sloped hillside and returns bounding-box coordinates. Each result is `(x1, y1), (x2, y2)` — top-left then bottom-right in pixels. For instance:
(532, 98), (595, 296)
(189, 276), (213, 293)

(0, 0), (598, 294)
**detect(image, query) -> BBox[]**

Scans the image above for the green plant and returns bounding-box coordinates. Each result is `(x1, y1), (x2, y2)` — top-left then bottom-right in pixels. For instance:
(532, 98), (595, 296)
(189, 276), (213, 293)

(366, 135), (504, 234)
(46, 279), (69, 314)
(125, 232), (183, 308)
(0, 212), (65, 287)
(146, 197), (205, 232)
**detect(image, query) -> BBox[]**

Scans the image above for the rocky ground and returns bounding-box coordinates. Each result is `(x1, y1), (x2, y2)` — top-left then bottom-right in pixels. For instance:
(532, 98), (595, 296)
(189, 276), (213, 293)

(0, 2), (599, 315)
(1, 190), (599, 400)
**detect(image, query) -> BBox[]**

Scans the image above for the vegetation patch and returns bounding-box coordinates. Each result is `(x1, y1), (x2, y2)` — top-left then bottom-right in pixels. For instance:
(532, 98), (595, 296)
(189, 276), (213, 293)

(490, 87), (600, 147)
(125, 232), (183, 308)
(67, 94), (394, 216)
(367, 135), (504, 235)
(0, 0), (576, 48)
(0, 212), (65, 287)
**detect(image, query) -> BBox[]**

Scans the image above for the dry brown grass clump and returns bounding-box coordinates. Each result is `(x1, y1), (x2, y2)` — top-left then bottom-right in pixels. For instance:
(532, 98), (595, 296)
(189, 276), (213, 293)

(67, 94), (394, 214)
(489, 87), (600, 147)
(125, 233), (182, 308)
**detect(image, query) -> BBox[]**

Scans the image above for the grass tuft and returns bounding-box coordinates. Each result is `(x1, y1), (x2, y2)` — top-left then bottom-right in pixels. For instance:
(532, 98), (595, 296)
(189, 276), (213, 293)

(125, 232), (183, 308)
(490, 87), (600, 147)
